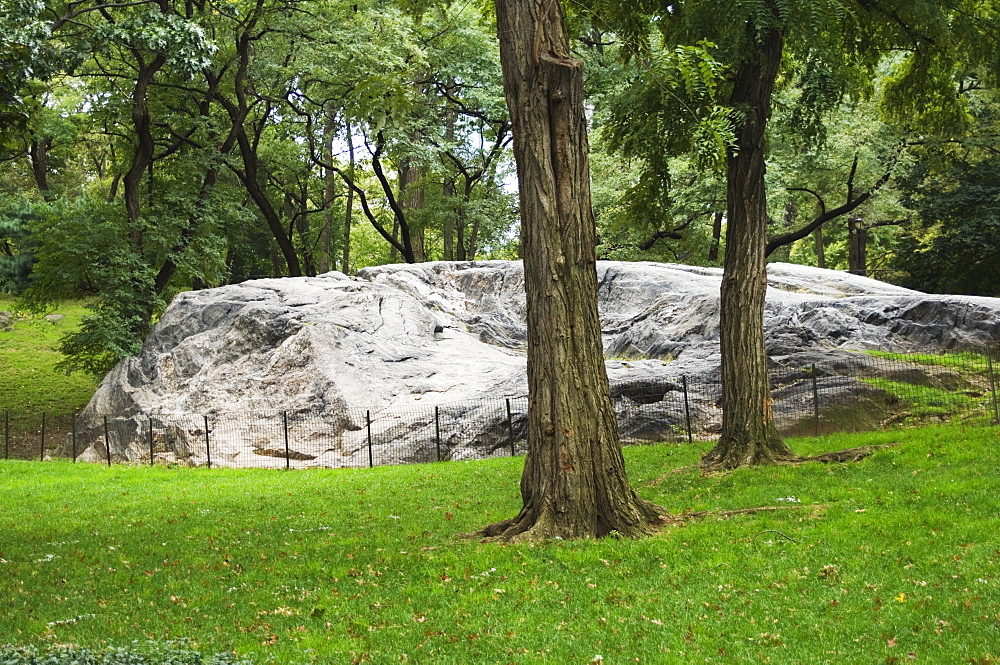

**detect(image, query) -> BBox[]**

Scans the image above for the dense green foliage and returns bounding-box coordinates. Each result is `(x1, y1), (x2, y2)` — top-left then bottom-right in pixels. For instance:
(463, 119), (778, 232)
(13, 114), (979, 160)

(1, 425), (998, 662)
(896, 152), (1000, 296)
(1, 0), (997, 371)
(0, 0), (518, 374)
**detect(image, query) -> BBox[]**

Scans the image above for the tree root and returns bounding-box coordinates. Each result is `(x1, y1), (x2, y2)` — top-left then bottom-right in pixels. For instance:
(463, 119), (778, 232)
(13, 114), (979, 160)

(880, 412), (911, 427)
(680, 504), (826, 521)
(701, 443), (895, 472)
(472, 500), (678, 543)
(752, 529), (798, 543)
(785, 443), (896, 465)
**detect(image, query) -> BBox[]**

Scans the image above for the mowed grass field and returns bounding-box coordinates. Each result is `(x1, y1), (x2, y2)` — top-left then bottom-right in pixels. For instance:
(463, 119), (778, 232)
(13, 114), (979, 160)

(0, 296), (98, 417)
(1, 425), (998, 664)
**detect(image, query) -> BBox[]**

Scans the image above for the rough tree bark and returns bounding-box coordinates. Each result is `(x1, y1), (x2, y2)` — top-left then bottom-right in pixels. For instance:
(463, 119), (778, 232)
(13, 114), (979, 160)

(442, 96), (456, 261)
(707, 211), (723, 263)
(319, 116), (336, 274)
(848, 217), (867, 276)
(28, 137), (53, 199)
(399, 156), (425, 262)
(479, 0), (663, 542)
(342, 128), (355, 274)
(814, 227), (826, 269)
(702, 22), (794, 470)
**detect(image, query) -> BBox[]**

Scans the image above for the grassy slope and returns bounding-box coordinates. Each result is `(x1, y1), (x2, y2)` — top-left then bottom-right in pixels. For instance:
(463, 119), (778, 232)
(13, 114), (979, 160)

(1, 425), (998, 664)
(0, 296), (98, 417)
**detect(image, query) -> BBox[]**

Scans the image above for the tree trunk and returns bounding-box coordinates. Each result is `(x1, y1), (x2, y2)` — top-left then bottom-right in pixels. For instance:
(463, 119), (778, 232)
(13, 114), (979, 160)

(28, 137), (53, 199)
(480, 0), (663, 542)
(702, 23), (793, 470)
(389, 217), (400, 263)
(814, 227), (826, 269)
(213, 30), (302, 277)
(848, 217), (867, 276)
(123, 54), (166, 249)
(320, 117), (336, 274)
(155, 84), (230, 294)
(369, 140), (415, 263)
(707, 211), (723, 263)
(456, 205), (467, 261)
(231, 124), (302, 277)
(342, 127), (355, 274)
(292, 182), (316, 277)
(443, 93), (457, 261)
(153, 165), (219, 295)
(399, 158), (425, 262)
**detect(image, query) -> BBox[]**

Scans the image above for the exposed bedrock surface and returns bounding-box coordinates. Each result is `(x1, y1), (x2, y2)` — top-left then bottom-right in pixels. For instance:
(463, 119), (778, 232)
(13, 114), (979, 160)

(74, 261), (1000, 466)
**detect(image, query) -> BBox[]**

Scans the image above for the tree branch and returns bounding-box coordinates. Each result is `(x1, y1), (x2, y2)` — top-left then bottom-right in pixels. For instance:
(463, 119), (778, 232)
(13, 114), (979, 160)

(767, 151), (899, 256)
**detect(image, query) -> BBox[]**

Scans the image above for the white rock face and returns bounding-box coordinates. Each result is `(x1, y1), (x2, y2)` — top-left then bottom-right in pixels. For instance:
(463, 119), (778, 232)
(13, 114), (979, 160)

(75, 261), (1000, 466)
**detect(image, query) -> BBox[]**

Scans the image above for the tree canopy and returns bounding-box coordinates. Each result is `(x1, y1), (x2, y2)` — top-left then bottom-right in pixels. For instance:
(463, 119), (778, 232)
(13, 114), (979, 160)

(1, 0), (997, 383)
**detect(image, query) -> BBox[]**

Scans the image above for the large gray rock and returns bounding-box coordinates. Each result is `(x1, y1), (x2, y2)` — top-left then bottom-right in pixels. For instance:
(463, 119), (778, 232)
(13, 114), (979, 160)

(73, 261), (1000, 466)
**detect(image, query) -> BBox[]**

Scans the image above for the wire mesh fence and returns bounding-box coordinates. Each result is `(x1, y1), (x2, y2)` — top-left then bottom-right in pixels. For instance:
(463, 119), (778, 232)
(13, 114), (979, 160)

(3, 346), (999, 468)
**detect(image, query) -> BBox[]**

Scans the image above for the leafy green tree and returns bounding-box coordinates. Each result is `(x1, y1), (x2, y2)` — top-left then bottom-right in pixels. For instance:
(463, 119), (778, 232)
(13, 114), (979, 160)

(0, 196), (39, 293)
(6, 0), (229, 372)
(766, 88), (912, 274)
(894, 90), (1000, 297)
(895, 158), (1000, 296)
(588, 0), (998, 469)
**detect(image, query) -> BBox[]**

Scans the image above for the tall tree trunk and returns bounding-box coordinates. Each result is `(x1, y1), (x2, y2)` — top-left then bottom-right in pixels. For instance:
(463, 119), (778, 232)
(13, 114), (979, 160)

(342, 127), (355, 274)
(702, 23), (793, 470)
(28, 137), (53, 199)
(848, 217), (867, 276)
(154, 85), (229, 294)
(399, 159), (425, 262)
(124, 54), (167, 250)
(814, 227), (826, 269)
(292, 182), (316, 277)
(154, 166), (220, 294)
(320, 117), (336, 274)
(231, 124), (302, 276)
(212, 29), (302, 277)
(443, 93), (457, 261)
(389, 217), (400, 263)
(480, 0), (662, 542)
(115, 51), (168, 343)
(456, 204), (467, 261)
(708, 211), (723, 263)
(369, 138), (416, 263)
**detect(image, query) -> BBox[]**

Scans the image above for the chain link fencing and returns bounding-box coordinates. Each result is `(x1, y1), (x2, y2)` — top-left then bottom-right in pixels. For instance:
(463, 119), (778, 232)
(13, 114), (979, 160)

(3, 346), (998, 468)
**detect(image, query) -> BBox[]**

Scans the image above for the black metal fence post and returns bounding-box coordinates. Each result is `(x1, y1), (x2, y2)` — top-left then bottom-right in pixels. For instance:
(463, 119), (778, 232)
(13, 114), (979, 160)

(3, 410), (7, 459)
(40, 413), (46, 461)
(811, 364), (821, 437)
(434, 406), (441, 462)
(103, 415), (112, 466)
(506, 399), (516, 456)
(682, 376), (693, 444)
(71, 412), (77, 462)
(366, 410), (373, 468)
(283, 411), (291, 469)
(204, 415), (212, 468)
(148, 416), (155, 466)
(988, 344), (1000, 424)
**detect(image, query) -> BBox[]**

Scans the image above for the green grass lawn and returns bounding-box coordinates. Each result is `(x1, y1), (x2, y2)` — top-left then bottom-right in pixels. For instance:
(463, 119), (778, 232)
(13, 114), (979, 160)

(0, 296), (98, 417)
(1, 424), (998, 663)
